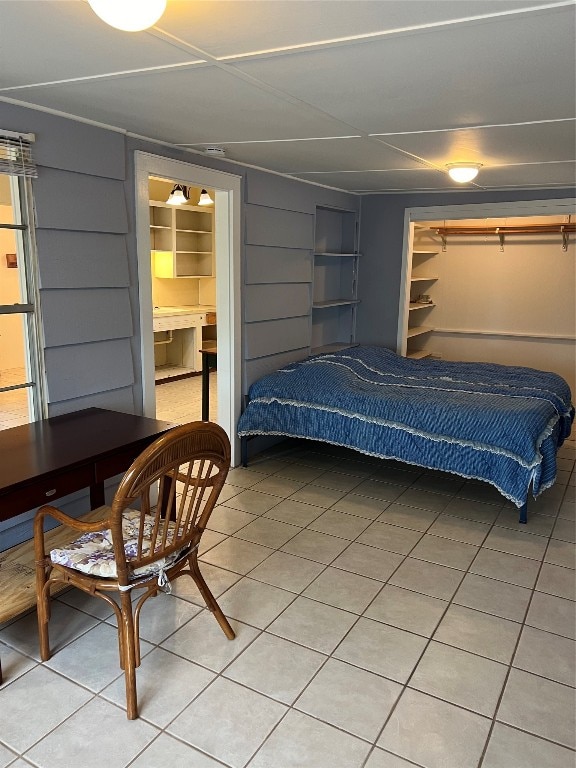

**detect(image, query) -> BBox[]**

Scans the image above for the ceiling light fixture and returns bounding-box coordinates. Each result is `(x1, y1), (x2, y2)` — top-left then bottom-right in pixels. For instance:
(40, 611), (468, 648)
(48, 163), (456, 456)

(87, 0), (167, 32)
(446, 163), (482, 183)
(198, 189), (214, 206)
(166, 184), (188, 205)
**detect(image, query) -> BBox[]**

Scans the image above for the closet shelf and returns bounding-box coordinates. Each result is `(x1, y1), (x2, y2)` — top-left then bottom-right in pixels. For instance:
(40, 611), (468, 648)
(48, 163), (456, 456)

(407, 326), (434, 338)
(409, 302), (436, 311)
(407, 350), (433, 359)
(410, 276), (438, 282)
(413, 250), (439, 256)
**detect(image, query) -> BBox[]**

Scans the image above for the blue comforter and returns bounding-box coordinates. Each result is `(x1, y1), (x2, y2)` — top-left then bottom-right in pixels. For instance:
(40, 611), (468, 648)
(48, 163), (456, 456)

(237, 346), (574, 507)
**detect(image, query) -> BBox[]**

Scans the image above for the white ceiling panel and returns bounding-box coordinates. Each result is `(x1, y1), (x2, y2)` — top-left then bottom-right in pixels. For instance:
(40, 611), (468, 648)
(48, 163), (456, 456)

(3, 67), (356, 145)
(156, 0), (550, 59)
(475, 162), (576, 188)
(380, 121), (576, 167)
(293, 168), (451, 192)
(235, 6), (575, 134)
(0, 1), (573, 194)
(196, 137), (422, 174)
(0, 1), (201, 88)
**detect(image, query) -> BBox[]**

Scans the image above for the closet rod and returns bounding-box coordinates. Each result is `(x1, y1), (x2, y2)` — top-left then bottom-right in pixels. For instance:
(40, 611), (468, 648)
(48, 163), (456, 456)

(434, 224), (575, 236)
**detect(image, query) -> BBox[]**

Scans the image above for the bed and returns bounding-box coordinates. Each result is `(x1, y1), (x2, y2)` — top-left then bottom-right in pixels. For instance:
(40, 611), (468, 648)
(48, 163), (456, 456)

(237, 346), (574, 523)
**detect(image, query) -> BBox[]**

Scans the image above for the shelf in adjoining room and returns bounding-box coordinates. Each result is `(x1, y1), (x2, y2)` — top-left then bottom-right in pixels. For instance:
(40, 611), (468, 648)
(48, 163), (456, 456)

(409, 302), (436, 311)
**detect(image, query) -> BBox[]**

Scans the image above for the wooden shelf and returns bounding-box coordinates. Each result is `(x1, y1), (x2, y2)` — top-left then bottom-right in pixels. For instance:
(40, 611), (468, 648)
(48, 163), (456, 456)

(413, 250), (439, 256)
(407, 326), (434, 338)
(410, 276), (438, 282)
(151, 201), (214, 278)
(407, 350), (433, 359)
(409, 302), (436, 311)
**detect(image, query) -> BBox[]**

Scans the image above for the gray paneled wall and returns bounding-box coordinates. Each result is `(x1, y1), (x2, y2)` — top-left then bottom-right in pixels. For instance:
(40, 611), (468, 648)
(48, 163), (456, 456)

(33, 167), (127, 232)
(36, 231), (129, 288)
(244, 283), (311, 323)
(241, 175), (359, 388)
(245, 245), (312, 284)
(44, 338), (135, 402)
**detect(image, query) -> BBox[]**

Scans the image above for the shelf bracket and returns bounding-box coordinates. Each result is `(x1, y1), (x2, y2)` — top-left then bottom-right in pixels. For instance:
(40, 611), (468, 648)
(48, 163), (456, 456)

(496, 228), (505, 252)
(440, 232), (447, 252)
(561, 226), (569, 252)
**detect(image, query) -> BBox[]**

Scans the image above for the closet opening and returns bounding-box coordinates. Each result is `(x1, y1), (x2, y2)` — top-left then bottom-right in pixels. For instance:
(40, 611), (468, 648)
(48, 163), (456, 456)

(399, 200), (575, 394)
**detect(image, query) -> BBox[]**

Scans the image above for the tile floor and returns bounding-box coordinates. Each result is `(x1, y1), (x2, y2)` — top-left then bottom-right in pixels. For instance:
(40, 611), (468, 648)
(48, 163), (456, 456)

(155, 372), (217, 425)
(0, 435), (574, 768)
(0, 368), (30, 431)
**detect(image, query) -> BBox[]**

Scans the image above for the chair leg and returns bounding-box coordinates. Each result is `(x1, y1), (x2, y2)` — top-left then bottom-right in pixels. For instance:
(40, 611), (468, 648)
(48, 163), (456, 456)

(189, 555), (235, 640)
(119, 591), (138, 719)
(35, 564), (52, 662)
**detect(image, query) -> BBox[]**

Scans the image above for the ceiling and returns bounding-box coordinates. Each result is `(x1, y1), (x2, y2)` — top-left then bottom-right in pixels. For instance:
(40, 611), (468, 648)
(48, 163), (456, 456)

(0, 0), (575, 194)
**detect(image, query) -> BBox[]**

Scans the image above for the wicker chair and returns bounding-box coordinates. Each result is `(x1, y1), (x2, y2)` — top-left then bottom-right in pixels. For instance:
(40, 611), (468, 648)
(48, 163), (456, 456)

(34, 421), (235, 719)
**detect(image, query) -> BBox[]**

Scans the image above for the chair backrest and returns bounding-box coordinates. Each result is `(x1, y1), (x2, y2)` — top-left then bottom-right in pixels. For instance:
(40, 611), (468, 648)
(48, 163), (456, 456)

(109, 421), (230, 586)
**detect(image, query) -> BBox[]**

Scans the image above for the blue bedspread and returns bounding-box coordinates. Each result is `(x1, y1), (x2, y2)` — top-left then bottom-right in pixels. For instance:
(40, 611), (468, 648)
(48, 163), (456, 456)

(237, 346), (574, 507)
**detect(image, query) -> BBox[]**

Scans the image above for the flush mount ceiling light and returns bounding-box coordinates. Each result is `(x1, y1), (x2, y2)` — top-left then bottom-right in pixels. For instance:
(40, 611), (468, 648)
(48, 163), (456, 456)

(446, 163), (482, 183)
(198, 189), (214, 206)
(88, 0), (167, 32)
(166, 184), (188, 205)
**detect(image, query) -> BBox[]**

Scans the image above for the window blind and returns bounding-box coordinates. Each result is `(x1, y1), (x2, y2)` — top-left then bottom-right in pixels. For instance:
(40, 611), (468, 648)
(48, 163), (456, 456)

(0, 130), (37, 178)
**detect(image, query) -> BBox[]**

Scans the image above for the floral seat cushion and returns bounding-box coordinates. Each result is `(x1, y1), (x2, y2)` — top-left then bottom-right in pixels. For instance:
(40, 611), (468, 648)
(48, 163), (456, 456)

(49, 509), (187, 580)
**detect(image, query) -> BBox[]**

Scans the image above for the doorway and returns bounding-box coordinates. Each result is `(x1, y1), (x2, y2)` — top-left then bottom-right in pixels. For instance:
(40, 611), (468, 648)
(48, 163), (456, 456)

(135, 152), (242, 465)
(148, 176), (217, 424)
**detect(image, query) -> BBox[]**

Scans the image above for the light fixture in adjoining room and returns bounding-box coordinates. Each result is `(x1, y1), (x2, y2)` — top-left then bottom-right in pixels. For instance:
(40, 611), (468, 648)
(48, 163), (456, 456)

(446, 163), (482, 183)
(88, 0), (166, 32)
(198, 189), (214, 206)
(166, 184), (188, 205)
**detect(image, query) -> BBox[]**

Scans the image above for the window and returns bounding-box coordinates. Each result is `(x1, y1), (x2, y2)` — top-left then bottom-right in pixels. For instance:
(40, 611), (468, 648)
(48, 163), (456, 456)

(0, 132), (45, 430)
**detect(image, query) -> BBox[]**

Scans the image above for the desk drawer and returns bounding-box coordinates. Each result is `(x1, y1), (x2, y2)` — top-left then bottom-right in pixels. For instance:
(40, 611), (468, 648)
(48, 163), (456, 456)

(0, 465), (93, 521)
(94, 443), (150, 483)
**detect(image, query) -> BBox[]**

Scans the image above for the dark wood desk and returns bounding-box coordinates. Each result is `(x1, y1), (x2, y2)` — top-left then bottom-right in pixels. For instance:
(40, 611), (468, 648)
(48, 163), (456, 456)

(0, 408), (174, 523)
(0, 408), (175, 684)
(199, 345), (217, 421)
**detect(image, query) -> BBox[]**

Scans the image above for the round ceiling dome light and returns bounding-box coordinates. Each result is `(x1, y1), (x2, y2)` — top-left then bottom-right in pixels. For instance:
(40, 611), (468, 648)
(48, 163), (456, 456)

(446, 163), (482, 183)
(88, 0), (167, 31)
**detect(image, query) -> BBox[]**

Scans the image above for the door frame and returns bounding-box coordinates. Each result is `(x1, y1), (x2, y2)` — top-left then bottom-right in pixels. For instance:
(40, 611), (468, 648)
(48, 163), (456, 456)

(397, 196), (576, 353)
(135, 151), (242, 464)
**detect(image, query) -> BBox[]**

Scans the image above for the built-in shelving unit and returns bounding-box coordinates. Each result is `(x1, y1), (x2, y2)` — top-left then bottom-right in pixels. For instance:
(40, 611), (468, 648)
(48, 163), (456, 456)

(150, 201), (214, 278)
(398, 229), (441, 359)
(311, 207), (360, 355)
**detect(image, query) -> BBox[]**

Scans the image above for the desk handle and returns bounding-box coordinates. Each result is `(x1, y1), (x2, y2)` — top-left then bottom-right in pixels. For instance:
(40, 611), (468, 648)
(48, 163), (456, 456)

(45, 489), (57, 497)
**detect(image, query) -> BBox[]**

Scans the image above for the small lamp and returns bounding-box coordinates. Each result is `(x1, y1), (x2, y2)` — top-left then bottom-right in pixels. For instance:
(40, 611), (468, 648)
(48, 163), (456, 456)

(166, 184), (188, 205)
(88, 0), (166, 32)
(446, 163), (482, 183)
(198, 189), (214, 206)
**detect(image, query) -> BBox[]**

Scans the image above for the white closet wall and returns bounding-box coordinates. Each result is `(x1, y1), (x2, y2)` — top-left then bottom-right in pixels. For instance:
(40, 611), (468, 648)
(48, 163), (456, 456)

(424, 227), (575, 393)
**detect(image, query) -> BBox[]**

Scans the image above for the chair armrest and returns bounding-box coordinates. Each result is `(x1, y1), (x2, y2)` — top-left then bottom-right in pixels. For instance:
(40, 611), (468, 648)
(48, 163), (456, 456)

(33, 505), (111, 562)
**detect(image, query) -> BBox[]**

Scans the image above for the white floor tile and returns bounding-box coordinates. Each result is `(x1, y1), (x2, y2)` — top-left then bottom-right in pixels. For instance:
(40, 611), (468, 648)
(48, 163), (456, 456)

(168, 676), (287, 768)
(3, 437), (575, 768)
